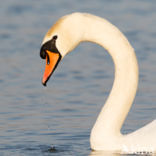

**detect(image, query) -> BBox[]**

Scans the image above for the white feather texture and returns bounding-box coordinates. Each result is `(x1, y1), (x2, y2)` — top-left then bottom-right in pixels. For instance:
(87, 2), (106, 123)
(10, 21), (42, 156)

(42, 12), (156, 153)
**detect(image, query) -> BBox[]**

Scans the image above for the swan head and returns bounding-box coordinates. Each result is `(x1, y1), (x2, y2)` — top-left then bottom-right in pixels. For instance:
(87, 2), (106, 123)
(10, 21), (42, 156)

(40, 13), (85, 86)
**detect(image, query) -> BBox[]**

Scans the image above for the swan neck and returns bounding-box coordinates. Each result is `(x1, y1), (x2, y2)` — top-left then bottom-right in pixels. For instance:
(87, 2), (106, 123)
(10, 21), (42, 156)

(82, 15), (139, 137)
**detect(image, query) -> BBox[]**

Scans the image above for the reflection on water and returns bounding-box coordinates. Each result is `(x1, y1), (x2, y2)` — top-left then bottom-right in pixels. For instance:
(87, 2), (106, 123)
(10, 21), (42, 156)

(0, 0), (156, 155)
(90, 150), (156, 156)
(90, 151), (121, 156)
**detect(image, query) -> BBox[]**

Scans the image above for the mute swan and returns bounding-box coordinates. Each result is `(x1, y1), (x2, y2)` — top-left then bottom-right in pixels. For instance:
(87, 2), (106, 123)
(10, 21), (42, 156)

(40, 13), (156, 154)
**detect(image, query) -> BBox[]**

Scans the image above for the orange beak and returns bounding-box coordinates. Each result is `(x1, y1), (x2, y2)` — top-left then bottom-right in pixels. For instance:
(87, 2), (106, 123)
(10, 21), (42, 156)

(42, 50), (61, 86)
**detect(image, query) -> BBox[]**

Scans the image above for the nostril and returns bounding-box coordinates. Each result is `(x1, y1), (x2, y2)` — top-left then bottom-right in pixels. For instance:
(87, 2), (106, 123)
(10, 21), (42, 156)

(40, 50), (46, 59)
(47, 53), (50, 65)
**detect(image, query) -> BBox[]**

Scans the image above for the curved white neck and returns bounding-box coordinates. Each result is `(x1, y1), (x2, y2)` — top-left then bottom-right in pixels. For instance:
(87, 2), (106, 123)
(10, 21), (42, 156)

(81, 15), (138, 137)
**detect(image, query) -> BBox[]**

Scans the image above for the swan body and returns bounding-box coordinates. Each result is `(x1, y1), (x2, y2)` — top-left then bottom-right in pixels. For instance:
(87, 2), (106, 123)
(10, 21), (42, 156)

(40, 12), (156, 153)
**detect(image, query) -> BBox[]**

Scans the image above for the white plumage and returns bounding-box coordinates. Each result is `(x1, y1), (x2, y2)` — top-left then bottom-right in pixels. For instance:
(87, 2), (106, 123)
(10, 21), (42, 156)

(41, 12), (156, 154)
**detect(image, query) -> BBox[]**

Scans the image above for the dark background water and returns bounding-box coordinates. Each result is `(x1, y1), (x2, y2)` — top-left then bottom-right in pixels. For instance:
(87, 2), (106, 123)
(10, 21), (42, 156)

(0, 0), (156, 155)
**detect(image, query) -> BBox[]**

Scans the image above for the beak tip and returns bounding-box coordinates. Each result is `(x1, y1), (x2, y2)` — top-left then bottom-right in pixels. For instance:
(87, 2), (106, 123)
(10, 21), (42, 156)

(42, 81), (47, 87)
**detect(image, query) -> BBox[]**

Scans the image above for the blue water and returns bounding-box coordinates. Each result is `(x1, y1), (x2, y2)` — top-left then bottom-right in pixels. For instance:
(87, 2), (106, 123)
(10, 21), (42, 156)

(0, 0), (156, 155)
